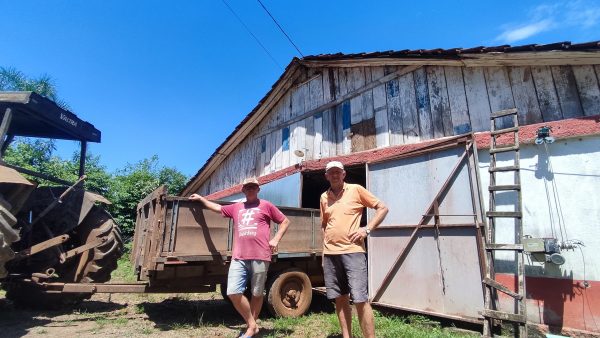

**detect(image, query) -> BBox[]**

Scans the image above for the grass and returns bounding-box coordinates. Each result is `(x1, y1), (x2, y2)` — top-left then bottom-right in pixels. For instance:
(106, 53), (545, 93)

(105, 247), (478, 337)
(111, 242), (137, 283)
(263, 311), (479, 338)
(0, 246), (480, 337)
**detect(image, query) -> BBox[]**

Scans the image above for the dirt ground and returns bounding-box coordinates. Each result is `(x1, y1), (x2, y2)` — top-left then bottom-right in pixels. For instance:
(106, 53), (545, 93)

(0, 290), (338, 338)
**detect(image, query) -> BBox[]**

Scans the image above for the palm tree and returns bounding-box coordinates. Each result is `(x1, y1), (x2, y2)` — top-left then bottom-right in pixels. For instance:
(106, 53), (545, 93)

(0, 66), (69, 109)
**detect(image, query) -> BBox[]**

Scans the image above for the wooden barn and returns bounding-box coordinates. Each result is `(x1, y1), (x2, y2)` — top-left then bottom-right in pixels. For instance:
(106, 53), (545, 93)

(182, 41), (600, 335)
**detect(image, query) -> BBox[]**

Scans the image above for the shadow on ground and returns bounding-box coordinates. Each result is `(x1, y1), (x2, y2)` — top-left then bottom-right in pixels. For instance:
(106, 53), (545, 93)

(139, 292), (335, 334)
(0, 297), (126, 338)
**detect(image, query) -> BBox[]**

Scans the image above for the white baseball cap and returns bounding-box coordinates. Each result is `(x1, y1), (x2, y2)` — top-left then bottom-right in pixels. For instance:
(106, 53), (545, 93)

(325, 161), (344, 172)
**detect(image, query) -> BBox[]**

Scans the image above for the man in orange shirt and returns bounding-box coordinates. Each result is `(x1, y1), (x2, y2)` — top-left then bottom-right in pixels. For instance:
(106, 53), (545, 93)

(320, 161), (388, 338)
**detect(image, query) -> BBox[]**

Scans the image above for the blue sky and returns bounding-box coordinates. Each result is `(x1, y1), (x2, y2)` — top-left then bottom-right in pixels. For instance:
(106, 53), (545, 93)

(1, 0), (599, 178)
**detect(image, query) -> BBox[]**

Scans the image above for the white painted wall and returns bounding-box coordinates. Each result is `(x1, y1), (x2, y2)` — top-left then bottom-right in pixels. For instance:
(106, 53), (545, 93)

(478, 135), (600, 281)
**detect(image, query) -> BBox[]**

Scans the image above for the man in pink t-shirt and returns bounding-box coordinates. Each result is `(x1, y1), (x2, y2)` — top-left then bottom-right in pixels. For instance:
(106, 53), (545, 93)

(189, 177), (290, 338)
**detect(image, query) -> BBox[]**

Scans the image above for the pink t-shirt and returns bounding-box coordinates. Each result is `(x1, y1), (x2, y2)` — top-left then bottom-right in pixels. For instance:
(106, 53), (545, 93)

(221, 199), (286, 261)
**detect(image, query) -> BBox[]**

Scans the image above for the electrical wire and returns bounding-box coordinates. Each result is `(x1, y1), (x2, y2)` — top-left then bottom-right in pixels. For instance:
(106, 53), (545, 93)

(543, 142), (570, 242)
(256, 0), (304, 57)
(220, 0), (282, 69)
(575, 243), (599, 331)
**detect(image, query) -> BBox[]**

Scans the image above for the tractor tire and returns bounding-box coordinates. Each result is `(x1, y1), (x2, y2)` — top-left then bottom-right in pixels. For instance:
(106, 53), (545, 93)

(4, 206), (123, 309)
(266, 269), (312, 317)
(0, 197), (19, 278)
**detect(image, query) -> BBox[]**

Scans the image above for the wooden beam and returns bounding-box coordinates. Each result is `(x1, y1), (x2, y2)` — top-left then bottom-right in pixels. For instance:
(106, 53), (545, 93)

(257, 65), (421, 138)
(299, 52), (600, 68)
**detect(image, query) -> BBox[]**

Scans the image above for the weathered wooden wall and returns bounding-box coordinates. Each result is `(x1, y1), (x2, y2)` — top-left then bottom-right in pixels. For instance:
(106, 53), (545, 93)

(198, 64), (600, 195)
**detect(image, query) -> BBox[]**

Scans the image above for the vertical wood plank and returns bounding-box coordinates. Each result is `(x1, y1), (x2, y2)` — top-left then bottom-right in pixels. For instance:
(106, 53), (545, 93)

(372, 67), (387, 110)
(551, 66), (584, 119)
(572, 65), (600, 117)
(372, 67), (389, 147)
(305, 116), (315, 160)
(322, 109), (335, 157)
(290, 120), (299, 165)
(281, 126), (290, 168)
(342, 101), (352, 154)
(264, 133), (271, 174)
(350, 67), (366, 124)
(269, 131), (277, 172)
(427, 66), (453, 137)
(414, 67), (434, 139)
(335, 104), (344, 155)
(292, 83), (307, 119)
(463, 67), (491, 132)
(362, 67), (375, 121)
(314, 112), (323, 159)
(259, 135), (266, 175)
(274, 128), (282, 170)
(398, 72), (420, 143)
(444, 67), (472, 134)
(386, 78), (403, 145)
(485, 66), (516, 128)
(337, 68), (348, 97)
(309, 75), (324, 110)
(531, 66), (563, 122)
(323, 68), (333, 102)
(289, 121), (299, 165)
(508, 66), (543, 125)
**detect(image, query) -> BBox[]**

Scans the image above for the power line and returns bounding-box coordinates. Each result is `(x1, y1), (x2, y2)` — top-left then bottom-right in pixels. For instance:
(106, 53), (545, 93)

(256, 0), (304, 58)
(220, 0), (282, 69)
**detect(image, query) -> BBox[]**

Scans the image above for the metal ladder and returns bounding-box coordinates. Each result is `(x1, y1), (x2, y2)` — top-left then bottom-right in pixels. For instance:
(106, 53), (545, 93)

(482, 108), (527, 337)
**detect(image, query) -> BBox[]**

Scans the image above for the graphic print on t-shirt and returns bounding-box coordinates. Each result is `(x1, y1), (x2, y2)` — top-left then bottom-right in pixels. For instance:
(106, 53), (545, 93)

(238, 207), (259, 237)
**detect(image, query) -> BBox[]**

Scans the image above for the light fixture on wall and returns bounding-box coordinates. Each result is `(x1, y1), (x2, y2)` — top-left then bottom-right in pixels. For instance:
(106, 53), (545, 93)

(294, 149), (306, 168)
(535, 126), (555, 145)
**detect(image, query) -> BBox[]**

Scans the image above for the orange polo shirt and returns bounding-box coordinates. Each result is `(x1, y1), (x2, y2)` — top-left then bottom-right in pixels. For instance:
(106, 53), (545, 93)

(320, 183), (380, 255)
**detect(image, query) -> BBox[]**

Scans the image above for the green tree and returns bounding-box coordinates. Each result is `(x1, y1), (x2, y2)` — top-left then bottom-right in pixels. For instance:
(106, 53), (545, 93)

(3, 139), (111, 194)
(2, 67), (189, 241)
(0, 66), (70, 109)
(108, 155), (188, 239)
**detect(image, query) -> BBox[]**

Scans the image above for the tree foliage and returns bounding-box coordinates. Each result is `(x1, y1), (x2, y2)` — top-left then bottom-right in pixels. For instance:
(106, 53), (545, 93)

(3, 140), (187, 241)
(0, 66), (70, 109)
(1, 67), (188, 241)
(108, 155), (187, 239)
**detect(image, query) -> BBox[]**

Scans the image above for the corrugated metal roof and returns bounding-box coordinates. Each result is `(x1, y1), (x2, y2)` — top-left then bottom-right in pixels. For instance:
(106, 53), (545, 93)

(302, 41), (600, 60)
(182, 40), (600, 194)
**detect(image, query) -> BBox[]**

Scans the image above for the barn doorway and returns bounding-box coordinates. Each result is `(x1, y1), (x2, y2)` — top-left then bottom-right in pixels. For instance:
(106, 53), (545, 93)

(301, 164), (367, 213)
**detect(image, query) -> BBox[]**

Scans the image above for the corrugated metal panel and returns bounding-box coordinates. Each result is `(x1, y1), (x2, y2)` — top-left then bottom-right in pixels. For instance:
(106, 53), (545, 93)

(367, 141), (485, 321)
(368, 147), (475, 225)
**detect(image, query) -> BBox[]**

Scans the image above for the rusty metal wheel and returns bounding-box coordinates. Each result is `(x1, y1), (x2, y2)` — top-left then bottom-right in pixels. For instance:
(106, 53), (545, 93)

(266, 269), (312, 317)
(4, 205), (123, 309)
(0, 197), (19, 278)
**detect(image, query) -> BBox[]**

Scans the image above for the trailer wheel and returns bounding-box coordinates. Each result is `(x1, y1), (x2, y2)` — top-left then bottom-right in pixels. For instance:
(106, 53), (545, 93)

(267, 269), (312, 317)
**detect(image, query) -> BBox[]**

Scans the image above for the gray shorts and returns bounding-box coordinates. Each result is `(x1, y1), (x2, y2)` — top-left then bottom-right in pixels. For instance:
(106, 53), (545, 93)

(227, 259), (270, 297)
(323, 253), (368, 303)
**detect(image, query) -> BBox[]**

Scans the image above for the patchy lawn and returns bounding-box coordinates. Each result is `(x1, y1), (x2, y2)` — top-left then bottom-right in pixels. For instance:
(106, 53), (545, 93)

(0, 256), (481, 337)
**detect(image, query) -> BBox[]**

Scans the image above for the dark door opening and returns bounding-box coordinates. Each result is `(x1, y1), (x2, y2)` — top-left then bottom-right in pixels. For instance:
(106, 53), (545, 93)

(301, 165), (367, 211)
